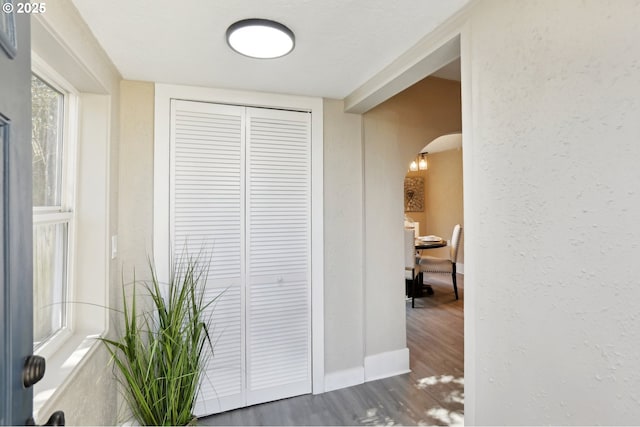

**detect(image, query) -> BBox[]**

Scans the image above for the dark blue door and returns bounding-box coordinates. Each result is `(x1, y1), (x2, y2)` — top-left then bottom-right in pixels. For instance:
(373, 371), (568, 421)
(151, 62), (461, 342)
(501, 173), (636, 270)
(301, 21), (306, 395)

(0, 8), (33, 425)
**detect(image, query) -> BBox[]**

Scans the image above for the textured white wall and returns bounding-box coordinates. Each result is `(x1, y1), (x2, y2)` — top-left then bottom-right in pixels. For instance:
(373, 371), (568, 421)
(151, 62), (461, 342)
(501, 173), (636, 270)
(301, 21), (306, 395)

(322, 99), (365, 374)
(40, 347), (116, 425)
(467, 0), (640, 424)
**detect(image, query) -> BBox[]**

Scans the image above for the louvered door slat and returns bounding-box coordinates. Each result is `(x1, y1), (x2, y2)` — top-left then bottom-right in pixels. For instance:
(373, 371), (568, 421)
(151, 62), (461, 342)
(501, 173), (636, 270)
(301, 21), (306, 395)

(171, 100), (246, 415)
(245, 108), (312, 405)
(170, 101), (312, 416)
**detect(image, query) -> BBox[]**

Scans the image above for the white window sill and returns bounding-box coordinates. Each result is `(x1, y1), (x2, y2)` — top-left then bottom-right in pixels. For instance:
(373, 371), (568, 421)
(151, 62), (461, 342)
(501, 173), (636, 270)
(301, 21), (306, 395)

(33, 331), (103, 422)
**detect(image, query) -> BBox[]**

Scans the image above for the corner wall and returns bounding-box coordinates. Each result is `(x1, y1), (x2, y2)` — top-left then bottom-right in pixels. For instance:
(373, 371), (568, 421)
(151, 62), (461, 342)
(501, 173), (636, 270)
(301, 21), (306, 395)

(118, 81), (155, 281)
(322, 99), (365, 388)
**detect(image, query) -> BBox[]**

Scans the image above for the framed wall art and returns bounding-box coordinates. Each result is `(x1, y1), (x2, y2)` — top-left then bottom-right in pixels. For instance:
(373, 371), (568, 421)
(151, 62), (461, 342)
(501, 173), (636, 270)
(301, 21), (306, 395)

(404, 176), (424, 212)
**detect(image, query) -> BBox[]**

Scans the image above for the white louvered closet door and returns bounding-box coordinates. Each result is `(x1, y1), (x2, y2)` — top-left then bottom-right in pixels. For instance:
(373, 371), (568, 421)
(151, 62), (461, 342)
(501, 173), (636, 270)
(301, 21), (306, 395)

(245, 107), (312, 405)
(171, 100), (246, 415)
(170, 101), (312, 415)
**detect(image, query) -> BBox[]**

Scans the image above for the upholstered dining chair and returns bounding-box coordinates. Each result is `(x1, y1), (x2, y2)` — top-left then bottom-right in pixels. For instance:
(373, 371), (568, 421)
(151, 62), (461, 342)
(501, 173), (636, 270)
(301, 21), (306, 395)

(413, 224), (463, 307)
(404, 229), (420, 296)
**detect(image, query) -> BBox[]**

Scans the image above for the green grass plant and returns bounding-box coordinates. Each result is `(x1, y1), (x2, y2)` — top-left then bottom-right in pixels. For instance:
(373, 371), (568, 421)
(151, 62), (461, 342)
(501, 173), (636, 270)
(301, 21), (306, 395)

(100, 255), (214, 425)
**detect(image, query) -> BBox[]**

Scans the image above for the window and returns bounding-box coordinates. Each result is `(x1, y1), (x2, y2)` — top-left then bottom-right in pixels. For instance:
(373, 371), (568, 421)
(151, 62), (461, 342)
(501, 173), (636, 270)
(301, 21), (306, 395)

(31, 73), (75, 349)
(30, 31), (113, 420)
(30, 52), (111, 419)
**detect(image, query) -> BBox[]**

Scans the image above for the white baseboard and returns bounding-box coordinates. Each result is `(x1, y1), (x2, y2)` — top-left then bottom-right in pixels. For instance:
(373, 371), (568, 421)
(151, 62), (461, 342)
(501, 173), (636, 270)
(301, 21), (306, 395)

(324, 366), (365, 392)
(323, 348), (411, 392)
(364, 348), (410, 382)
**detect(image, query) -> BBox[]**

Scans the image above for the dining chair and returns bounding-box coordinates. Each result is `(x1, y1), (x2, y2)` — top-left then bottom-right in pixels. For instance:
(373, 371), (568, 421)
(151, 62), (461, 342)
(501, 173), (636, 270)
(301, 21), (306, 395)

(413, 224), (463, 307)
(404, 229), (420, 296)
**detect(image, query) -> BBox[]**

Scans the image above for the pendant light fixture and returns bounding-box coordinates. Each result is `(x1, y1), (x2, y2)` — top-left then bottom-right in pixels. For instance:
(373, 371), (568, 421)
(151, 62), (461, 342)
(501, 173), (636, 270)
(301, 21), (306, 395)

(409, 160), (418, 172)
(226, 19), (295, 59)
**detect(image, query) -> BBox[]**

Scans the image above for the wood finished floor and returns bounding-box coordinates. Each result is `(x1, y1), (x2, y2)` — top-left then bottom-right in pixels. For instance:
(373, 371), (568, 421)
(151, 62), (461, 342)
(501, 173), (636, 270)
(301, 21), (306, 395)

(199, 273), (464, 426)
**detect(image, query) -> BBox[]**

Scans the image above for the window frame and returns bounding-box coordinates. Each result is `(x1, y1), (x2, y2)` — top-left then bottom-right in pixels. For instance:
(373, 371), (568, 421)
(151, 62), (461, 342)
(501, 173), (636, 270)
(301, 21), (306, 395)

(31, 57), (79, 360)
(30, 16), (115, 420)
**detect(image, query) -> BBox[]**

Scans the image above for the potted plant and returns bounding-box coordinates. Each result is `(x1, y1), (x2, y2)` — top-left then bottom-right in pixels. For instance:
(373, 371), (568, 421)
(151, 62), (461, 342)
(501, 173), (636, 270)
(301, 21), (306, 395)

(100, 255), (214, 426)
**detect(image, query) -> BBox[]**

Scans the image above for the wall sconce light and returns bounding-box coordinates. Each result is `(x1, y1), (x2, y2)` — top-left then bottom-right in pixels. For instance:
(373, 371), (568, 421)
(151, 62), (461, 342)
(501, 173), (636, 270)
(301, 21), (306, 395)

(409, 153), (428, 172)
(418, 153), (428, 170)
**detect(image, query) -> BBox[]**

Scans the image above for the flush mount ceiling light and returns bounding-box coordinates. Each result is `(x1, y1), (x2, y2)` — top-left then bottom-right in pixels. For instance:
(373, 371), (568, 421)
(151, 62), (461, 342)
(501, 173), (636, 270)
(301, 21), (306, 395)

(226, 19), (295, 59)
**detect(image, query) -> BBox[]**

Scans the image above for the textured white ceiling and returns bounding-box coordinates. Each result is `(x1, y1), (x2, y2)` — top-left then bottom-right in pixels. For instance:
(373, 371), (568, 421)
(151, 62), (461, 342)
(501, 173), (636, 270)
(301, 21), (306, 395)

(72, 0), (468, 98)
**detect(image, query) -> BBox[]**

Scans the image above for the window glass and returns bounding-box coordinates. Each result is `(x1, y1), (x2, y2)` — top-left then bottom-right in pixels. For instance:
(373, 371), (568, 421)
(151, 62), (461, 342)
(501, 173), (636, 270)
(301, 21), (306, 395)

(33, 223), (67, 346)
(32, 72), (70, 349)
(31, 74), (64, 207)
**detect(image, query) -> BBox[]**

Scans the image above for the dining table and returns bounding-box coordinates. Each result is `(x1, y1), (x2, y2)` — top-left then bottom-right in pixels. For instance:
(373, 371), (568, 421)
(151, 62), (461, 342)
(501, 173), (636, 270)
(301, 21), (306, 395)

(411, 237), (447, 296)
(415, 238), (447, 251)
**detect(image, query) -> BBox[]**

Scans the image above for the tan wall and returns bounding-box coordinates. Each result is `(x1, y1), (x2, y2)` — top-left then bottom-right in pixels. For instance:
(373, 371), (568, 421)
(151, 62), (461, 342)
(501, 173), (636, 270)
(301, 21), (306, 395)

(118, 81), (156, 280)
(322, 99), (365, 375)
(363, 77), (461, 357)
(399, 86), (465, 264)
(422, 149), (464, 262)
(115, 80), (156, 421)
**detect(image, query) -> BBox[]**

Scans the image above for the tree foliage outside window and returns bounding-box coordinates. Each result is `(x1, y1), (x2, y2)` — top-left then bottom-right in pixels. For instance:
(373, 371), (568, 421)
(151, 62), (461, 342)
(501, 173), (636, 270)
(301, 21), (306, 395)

(32, 74), (63, 207)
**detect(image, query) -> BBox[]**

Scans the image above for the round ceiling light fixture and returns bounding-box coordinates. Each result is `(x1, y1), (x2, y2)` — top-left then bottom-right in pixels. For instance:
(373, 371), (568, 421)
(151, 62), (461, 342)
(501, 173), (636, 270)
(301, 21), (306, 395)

(226, 19), (295, 59)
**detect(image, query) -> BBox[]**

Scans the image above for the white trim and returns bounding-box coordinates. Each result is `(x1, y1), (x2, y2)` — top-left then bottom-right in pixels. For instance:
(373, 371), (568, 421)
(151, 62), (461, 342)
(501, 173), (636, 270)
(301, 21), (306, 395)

(457, 262), (464, 275)
(32, 211), (73, 225)
(154, 83), (325, 396)
(343, 0), (478, 114)
(360, 109), (367, 388)
(32, 90), (111, 422)
(364, 348), (410, 382)
(31, 56), (79, 357)
(459, 18), (476, 425)
(32, 52), (81, 97)
(345, 36), (460, 114)
(310, 95), (325, 395)
(33, 94), (112, 420)
(31, 12), (119, 94)
(324, 366), (365, 392)
(73, 93), (111, 335)
(153, 89), (171, 285)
